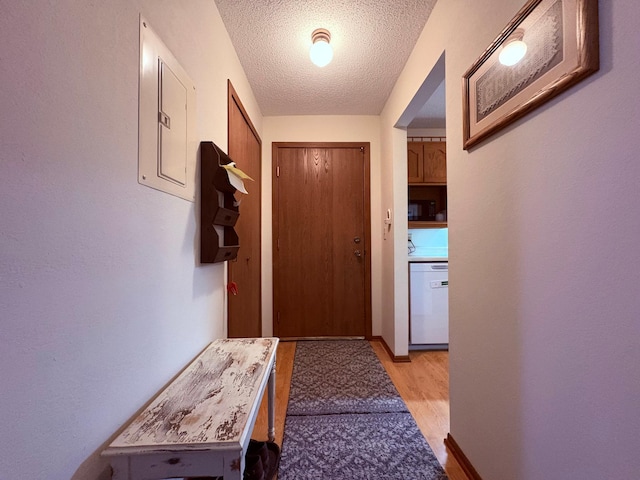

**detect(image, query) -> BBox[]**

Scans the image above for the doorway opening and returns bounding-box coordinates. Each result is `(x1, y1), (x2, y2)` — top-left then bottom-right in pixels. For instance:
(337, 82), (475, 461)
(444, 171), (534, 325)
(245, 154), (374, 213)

(396, 51), (448, 352)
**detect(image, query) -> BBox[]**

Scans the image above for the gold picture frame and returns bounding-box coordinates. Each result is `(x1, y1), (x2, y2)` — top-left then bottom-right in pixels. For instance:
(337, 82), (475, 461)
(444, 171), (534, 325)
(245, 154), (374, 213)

(462, 0), (599, 150)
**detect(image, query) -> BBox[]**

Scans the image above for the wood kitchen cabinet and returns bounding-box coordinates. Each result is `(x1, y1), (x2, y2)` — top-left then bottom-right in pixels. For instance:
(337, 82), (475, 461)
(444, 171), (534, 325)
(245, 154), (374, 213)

(408, 141), (446, 184)
(408, 140), (447, 228)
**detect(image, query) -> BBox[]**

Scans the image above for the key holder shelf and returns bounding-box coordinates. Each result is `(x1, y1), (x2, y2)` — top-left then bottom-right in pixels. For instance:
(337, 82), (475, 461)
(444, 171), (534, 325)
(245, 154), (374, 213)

(200, 141), (240, 263)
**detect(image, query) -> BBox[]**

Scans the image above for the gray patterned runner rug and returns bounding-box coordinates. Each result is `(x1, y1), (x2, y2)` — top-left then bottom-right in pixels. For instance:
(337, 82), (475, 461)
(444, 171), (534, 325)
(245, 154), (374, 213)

(286, 340), (408, 416)
(278, 340), (448, 480)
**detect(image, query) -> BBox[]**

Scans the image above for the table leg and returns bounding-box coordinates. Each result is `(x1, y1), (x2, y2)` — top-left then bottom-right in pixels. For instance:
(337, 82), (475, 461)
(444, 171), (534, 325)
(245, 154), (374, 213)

(267, 357), (276, 442)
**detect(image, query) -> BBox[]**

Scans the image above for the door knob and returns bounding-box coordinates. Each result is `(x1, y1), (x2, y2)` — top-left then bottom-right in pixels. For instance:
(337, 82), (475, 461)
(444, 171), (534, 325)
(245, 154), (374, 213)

(354, 236), (361, 244)
(354, 249), (362, 257)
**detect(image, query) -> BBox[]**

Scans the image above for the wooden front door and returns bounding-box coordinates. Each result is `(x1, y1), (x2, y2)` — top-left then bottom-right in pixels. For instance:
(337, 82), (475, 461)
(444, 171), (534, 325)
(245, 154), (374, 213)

(273, 143), (371, 338)
(227, 81), (261, 338)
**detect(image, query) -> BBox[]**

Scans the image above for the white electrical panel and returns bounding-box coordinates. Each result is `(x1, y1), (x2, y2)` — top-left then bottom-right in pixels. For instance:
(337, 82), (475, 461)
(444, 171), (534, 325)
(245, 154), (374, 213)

(138, 16), (196, 201)
(159, 61), (187, 186)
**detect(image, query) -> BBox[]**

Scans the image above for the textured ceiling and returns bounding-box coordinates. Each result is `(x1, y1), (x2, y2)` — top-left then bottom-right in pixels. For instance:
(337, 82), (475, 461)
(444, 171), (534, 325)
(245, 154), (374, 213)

(215, 0), (440, 119)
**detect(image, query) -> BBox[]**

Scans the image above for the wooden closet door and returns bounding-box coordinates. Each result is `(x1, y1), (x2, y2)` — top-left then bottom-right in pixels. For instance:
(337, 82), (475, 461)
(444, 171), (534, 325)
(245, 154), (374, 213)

(227, 81), (261, 338)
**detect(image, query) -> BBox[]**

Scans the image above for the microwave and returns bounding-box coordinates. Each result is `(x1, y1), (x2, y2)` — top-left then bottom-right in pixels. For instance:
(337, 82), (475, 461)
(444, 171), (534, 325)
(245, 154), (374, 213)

(408, 201), (436, 221)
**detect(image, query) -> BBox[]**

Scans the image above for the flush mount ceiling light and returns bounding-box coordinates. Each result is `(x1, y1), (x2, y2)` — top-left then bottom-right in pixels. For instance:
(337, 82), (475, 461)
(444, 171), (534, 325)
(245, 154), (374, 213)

(499, 28), (527, 66)
(309, 28), (333, 67)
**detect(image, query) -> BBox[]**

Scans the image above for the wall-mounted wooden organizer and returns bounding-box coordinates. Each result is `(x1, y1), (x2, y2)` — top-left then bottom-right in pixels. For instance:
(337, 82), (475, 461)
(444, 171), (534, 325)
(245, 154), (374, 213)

(200, 141), (240, 263)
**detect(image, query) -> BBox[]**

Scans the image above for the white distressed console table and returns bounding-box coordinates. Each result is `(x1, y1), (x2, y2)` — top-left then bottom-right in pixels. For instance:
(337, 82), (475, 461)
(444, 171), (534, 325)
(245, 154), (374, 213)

(102, 337), (278, 480)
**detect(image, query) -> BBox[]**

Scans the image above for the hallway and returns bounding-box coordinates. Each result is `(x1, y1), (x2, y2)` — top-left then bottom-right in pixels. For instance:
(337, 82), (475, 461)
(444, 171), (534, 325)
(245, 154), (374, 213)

(251, 340), (469, 480)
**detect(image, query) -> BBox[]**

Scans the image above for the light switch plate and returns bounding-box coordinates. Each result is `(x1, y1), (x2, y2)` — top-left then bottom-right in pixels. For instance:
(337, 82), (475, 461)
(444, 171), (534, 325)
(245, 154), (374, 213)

(138, 15), (196, 202)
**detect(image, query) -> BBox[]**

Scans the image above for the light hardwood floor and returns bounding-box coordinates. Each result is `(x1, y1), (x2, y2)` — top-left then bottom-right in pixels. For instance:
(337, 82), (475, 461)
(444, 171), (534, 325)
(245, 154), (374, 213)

(251, 340), (469, 480)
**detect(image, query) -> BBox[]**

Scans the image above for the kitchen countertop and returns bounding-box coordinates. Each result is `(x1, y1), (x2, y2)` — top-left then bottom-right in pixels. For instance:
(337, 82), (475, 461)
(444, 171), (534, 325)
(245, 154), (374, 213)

(408, 247), (448, 262)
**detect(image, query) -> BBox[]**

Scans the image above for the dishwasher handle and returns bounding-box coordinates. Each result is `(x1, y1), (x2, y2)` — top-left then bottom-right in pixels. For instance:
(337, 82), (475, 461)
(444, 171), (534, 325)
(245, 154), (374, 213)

(430, 264), (448, 271)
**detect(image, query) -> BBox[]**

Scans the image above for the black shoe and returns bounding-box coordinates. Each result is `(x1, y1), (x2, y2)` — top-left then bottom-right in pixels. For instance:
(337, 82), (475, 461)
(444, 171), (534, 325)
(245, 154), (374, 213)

(243, 453), (265, 480)
(246, 439), (281, 480)
(248, 440), (270, 472)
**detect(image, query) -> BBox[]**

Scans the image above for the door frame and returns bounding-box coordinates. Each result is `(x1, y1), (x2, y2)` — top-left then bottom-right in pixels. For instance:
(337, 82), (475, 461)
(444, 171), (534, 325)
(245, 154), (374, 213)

(272, 142), (372, 339)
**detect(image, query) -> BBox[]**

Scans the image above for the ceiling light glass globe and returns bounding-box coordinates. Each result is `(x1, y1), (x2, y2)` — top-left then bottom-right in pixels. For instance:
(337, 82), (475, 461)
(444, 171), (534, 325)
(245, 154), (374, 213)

(310, 40), (333, 67)
(499, 40), (527, 66)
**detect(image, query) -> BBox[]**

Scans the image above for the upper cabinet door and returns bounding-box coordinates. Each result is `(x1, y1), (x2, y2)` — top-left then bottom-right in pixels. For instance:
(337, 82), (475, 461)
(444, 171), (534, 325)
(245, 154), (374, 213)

(407, 142), (424, 183)
(422, 142), (447, 184)
(407, 141), (447, 184)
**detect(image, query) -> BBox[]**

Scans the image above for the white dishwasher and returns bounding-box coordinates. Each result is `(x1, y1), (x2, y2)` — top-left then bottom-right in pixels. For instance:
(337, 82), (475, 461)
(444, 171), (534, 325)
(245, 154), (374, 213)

(410, 262), (449, 348)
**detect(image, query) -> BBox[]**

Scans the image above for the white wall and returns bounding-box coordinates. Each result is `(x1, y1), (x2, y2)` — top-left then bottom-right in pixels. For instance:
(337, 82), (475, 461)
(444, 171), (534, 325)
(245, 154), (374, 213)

(378, 126), (412, 354)
(261, 116), (382, 337)
(0, 1), (260, 478)
(382, 0), (640, 478)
